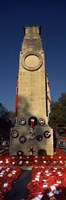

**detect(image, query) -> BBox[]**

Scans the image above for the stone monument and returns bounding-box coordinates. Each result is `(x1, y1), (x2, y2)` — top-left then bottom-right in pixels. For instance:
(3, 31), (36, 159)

(9, 26), (54, 156)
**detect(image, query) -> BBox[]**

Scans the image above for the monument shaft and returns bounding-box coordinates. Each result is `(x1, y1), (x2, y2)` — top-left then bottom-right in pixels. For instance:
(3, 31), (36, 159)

(10, 26), (53, 156)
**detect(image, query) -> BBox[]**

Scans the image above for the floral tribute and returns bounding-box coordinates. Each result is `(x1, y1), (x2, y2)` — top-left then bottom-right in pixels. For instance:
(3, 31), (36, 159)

(0, 148), (66, 167)
(27, 149), (66, 200)
(27, 166), (66, 200)
(0, 167), (22, 200)
(0, 148), (66, 200)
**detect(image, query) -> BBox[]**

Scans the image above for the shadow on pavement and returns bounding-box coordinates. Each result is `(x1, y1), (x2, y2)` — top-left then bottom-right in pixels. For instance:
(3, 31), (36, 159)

(5, 170), (32, 200)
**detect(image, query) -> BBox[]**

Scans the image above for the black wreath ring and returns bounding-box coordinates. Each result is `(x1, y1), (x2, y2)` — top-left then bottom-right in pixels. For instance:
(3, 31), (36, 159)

(11, 130), (19, 138)
(17, 150), (24, 156)
(44, 131), (51, 138)
(19, 118), (26, 125)
(19, 135), (26, 143)
(36, 134), (43, 141)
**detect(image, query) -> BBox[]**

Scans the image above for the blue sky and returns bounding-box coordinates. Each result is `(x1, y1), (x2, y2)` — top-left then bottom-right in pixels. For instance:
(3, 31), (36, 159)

(0, 0), (66, 111)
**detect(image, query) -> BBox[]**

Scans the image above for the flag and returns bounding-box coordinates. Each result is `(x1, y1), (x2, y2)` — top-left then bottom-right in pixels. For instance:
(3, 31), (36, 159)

(15, 75), (18, 122)
(45, 72), (51, 117)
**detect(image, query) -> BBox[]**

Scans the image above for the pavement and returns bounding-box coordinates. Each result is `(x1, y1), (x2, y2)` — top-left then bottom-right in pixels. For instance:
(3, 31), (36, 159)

(5, 170), (32, 200)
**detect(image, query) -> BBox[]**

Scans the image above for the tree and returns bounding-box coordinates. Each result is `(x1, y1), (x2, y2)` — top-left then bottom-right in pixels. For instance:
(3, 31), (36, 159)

(59, 93), (66, 106)
(8, 111), (16, 127)
(0, 103), (15, 127)
(0, 103), (8, 118)
(0, 103), (15, 139)
(49, 93), (66, 128)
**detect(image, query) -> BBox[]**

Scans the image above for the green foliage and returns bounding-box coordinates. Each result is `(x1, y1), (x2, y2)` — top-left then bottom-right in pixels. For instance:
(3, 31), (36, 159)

(0, 103), (8, 118)
(49, 93), (66, 128)
(59, 93), (66, 106)
(0, 103), (15, 127)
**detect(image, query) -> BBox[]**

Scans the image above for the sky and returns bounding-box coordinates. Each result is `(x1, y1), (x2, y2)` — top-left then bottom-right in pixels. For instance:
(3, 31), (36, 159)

(0, 0), (66, 111)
